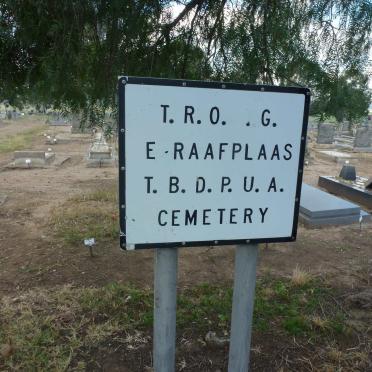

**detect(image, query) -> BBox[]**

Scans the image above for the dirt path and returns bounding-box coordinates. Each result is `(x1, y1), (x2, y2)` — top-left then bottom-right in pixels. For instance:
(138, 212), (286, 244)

(0, 117), (371, 296)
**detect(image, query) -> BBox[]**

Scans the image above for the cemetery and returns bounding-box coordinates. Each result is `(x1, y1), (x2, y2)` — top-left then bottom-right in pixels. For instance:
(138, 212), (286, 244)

(1, 99), (372, 372)
(0, 1), (371, 371)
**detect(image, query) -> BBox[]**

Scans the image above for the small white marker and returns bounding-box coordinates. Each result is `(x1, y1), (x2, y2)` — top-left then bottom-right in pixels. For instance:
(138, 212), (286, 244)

(84, 238), (95, 246)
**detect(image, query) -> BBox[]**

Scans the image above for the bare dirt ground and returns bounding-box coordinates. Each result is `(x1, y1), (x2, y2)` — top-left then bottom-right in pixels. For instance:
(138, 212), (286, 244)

(0, 116), (371, 296)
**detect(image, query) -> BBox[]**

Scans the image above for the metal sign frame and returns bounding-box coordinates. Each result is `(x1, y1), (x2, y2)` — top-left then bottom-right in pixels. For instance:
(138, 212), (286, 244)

(118, 76), (310, 250)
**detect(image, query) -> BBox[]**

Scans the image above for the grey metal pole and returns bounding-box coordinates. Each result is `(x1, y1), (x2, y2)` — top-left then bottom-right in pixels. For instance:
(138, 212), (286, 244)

(153, 248), (178, 372)
(228, 244), (259, 372)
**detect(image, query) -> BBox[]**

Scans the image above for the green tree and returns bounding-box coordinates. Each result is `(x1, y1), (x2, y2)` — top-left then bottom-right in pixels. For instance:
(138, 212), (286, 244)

(0, 0), (371, 126)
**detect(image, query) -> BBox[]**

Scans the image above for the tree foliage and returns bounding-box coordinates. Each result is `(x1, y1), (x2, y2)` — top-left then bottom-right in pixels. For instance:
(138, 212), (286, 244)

(0, 0), (371, 124)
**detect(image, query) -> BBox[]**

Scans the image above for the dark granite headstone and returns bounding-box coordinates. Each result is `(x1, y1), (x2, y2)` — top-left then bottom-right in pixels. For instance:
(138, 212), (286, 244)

(318, 176), (372, 210)
(339, 164), (356, 181)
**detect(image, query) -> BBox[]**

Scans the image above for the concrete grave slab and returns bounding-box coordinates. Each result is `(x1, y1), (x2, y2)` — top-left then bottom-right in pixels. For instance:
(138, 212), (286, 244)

(46, 114), (70, 126)
(45, 135), (58, 145)
(300, 183), (360, 219)
(86, 140), (116, 167)
(53, 132), (91, 143)
(334, 134), (354, 150)
(89, 142), (112, 159)
(299, 183), (370, 228)
(11, 150), (55, 168)
(316, 150), (356, 164)
(300, 209), (370, 227)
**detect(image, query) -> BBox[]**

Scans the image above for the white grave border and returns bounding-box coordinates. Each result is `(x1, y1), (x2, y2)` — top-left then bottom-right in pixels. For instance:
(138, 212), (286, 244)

(118, 76), (310, 250)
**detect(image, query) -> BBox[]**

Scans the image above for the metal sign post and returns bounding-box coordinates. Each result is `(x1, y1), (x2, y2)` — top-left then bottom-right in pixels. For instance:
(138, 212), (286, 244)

(153, 248), (178, 372)
(118, 76), (309, 371)
(228, 244), (258, 372)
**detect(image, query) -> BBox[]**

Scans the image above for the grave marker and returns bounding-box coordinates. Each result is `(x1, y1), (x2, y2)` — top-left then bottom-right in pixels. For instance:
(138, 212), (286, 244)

(354, 126), (372, 150)
(86, 134), (115, 167)
(13, 150), (55, 167)
(317, 123), (335, 144)
(118, 77), (309, 371)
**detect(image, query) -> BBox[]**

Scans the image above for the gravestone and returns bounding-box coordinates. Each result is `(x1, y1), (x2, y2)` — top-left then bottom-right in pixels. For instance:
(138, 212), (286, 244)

(5, 110), (20, 120)
(46, 113), (69, 126)
(87, 134), (114, 167)
(319, 176), (372, 210)
(300, 183), (369, 227)
(341, 121), (351, 132)
(317, 123), (335, 144)
(339, 163), (356, 181)
(89, 142), (112, 159)
(71, 115), (91, 134)
(13, 150), (55, 167)
(45, 135), (58, 145)
(354, 126), (372, 149)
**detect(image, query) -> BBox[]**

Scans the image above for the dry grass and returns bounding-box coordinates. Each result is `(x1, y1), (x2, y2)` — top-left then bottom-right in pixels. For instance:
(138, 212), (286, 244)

(327, 347), (343, 363)
(310, 315), (329, 330)
(291, 265), (312, 287)
(0, 284), (152, 370)
(71, 187), (117, 203)
(0, 280), (369, 370)
(0, 125), (47, 153)
(51, 188), (118, 245)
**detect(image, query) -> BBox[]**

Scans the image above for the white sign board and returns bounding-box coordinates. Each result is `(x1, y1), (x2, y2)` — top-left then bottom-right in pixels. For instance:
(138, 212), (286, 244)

(119, 77), (309, 249)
